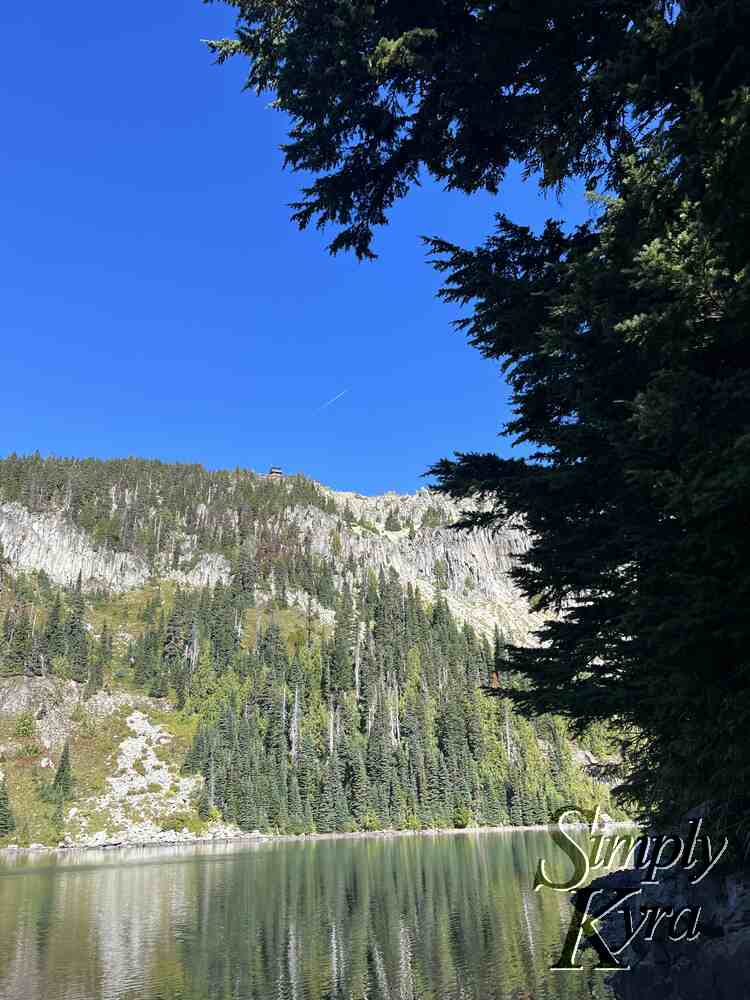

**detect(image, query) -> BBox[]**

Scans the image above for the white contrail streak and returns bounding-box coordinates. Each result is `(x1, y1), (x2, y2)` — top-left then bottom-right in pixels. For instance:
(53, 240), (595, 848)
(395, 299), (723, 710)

(319, 389), (348, 410)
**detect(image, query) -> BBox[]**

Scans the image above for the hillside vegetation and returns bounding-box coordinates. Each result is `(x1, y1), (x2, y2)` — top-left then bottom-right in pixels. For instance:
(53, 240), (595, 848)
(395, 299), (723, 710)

(0, 455), (623, 847)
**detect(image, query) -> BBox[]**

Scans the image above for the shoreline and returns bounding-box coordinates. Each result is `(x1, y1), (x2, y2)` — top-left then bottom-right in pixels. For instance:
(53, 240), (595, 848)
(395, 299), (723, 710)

(0, 818), (636, 859)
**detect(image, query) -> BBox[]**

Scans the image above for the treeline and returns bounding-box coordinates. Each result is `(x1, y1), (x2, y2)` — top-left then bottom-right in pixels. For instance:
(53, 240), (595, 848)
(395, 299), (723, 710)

(179, 569), (614, 833)
(0, 453), (620, 834)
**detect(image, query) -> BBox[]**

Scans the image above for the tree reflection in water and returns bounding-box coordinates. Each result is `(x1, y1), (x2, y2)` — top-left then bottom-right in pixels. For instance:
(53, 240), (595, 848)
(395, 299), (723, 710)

(0, 831), (613, 1000)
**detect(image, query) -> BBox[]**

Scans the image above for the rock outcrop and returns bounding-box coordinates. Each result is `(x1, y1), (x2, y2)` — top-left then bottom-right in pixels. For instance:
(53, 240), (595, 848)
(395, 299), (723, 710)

(0, 502), (149, 591)
(0, 675), (153, 750)
(166, 552), (231, 589)
(0, 483), (540, 640)
(579, 847), (750, 998)
(64, 710), (247, 848)
(0, 676), (253, 849)
(293, 487), (540, 640)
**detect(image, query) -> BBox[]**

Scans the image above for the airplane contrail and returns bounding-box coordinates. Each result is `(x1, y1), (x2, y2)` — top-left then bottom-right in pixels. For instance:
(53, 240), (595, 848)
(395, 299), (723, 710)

(319, 389), (348, 410)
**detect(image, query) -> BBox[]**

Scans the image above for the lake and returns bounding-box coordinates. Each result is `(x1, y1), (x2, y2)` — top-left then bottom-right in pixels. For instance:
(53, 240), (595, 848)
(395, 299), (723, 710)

(0, 830), (613, 999)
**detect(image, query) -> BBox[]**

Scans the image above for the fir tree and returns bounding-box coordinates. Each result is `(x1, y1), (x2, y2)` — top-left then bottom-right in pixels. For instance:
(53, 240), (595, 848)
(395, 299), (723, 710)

(0, 778), (16, 836)
(44, 593), (66, 666)
(66, 573), (88, 683)
(330, 582), (355, 692)
(52, 742), (73, 800)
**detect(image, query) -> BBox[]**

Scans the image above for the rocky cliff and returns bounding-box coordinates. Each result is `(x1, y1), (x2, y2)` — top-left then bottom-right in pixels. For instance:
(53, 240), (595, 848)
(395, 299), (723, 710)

(293, 488), (538, 641)
(0, 503), (233, 593)
(0, 483), (540, 642)
(0, 502), (150, 592)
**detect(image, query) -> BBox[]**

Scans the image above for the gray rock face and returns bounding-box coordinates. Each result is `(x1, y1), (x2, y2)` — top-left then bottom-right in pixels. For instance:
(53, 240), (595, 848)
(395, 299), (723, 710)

(293, 487), (541, 640)
(0, 675), (152, 750)
(578, 857), (750, 998)
(0, 503), (230, 593)
(0, 502), (149, 591)
(166, 552), (231, 589)
(0, 483), (541, 640)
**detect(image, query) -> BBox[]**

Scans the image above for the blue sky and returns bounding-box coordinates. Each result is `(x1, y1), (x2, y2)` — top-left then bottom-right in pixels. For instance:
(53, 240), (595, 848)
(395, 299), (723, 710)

(2, 3), (592, 495)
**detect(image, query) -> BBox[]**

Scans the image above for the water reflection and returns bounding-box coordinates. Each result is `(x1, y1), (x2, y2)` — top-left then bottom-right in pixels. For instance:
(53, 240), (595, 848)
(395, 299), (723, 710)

(0, 832), (612, 1000)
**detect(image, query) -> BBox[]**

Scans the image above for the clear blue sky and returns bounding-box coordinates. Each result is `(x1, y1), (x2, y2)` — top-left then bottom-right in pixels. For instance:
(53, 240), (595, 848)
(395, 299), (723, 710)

(2, 3), (592, 495)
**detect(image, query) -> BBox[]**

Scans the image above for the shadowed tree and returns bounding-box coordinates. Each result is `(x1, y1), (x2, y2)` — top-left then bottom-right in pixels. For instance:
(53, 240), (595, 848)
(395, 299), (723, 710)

(0, 778), (16, 836)
(207, 1), (750, 844)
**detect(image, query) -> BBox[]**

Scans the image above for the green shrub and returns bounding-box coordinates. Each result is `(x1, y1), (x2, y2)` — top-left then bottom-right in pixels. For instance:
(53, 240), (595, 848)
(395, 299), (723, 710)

(362, 812), (382, 832)
(158, 810), (204, 834)
(421, 505), (447, 529)
(452, 805), (473, 829)
(77, 712), (98, 740)
(384, 509), (402, 532)
(13, 713), (35, 739)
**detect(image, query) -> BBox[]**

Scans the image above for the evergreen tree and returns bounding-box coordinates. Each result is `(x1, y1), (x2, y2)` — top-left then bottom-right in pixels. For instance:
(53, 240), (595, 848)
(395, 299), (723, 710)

(330, 582), (355, 692)
(206, 0), (750, 846)
(66, 573), (88, 683)
(44, 593), (66, 666)
(52, 742), (73, 800)
(86, 656), (104, 699)
(85, 621), (110, 697)
(197, 782), (212, 820)
(0, 539), (10, 584)
(2, 606), (31, 675)
(0, 778), (16, 836)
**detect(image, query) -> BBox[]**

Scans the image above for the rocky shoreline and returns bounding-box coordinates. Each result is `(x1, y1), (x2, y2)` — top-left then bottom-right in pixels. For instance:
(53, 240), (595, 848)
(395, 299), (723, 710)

(579, 863), (750, 1000)
(0, 820), (596, 859)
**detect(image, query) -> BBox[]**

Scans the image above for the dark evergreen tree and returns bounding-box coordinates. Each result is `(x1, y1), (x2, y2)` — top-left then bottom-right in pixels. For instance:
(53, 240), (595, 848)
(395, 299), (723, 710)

(330, 582), (355, 693)
(2, 606), (31, 675)
(0, 778), (16, 836)
(52, 742), (73, 800)
(66, 573), (88, 683)
(205, 0), (750, 847)
(44, 593), (66, 666)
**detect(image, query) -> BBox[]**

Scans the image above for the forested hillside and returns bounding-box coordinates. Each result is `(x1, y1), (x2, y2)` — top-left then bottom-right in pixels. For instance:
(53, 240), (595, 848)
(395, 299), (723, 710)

(0, 455), (622, 844)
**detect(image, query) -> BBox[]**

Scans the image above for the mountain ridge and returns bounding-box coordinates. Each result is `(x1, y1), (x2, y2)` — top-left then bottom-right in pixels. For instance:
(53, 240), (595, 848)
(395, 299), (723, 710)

(0, 456), (541, 642)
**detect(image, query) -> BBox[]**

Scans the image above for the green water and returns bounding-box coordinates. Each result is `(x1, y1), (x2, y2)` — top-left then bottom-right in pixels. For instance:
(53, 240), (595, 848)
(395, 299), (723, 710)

(0, 830), (612, 1000)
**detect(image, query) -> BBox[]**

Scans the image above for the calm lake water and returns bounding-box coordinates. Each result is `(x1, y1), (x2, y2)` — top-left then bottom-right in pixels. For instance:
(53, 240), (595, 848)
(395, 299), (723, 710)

(0, 830), (613, 1000)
